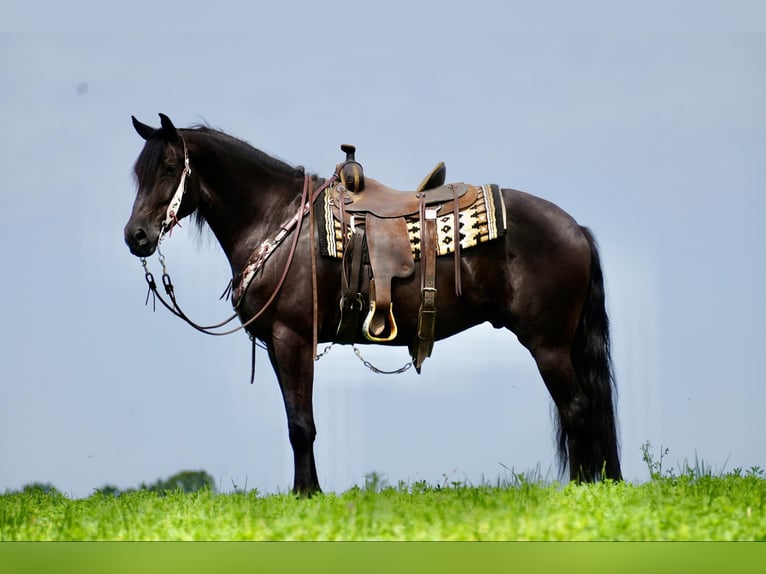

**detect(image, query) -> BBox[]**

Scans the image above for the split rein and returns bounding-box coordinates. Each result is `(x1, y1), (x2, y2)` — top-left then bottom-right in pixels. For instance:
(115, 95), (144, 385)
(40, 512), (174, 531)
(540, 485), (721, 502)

(141, 172), (334, 341)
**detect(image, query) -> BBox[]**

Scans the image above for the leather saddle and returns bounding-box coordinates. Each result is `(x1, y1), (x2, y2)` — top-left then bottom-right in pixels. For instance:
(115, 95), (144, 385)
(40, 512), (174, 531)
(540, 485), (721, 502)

(330, 145), (472, 361)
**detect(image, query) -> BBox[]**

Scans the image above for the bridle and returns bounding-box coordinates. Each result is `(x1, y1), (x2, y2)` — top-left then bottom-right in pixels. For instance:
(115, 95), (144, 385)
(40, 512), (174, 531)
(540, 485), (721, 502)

(139, 139), (336, 343)
(159, 138), (192, 239)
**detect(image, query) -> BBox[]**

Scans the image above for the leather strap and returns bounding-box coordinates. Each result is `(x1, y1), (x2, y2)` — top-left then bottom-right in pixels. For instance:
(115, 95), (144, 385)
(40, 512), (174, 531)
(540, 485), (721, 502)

(451, 184), (462, 297)
(420, 209), (437, 305)
(348, 228), (365, 298)
(309, 179), (319, 360)
(335, 227), (366, 344)
(413, 193), (438, 371)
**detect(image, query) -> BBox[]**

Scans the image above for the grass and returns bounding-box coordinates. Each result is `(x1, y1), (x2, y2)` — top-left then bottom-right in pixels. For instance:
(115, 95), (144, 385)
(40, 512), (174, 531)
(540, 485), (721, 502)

(2, 460), (765, 541)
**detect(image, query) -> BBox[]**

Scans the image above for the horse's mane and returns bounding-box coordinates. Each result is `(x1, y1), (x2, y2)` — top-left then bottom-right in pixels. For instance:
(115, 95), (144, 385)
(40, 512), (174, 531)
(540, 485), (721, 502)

(133, 124), (314, 237)
(133, 124), (306, 189)
(187, 125), (306, 180)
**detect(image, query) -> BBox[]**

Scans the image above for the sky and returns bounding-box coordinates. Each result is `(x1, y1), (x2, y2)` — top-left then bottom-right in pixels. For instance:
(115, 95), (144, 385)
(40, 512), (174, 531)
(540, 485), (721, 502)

(2, 2), (765, 497)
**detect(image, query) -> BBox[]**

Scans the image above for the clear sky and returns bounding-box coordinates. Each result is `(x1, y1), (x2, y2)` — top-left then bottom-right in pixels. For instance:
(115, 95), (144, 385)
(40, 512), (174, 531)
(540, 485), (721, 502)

(2, 2), (765, 497)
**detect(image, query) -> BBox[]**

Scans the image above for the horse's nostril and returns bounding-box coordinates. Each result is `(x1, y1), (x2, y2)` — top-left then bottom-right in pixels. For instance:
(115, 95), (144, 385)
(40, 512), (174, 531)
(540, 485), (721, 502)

(133, 227), (148, 244)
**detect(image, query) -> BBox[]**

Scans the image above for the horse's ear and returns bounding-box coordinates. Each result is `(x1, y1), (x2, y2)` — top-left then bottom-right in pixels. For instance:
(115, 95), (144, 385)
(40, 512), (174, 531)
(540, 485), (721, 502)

(132, 115), (156, 140)
(158, 113), (180, 141)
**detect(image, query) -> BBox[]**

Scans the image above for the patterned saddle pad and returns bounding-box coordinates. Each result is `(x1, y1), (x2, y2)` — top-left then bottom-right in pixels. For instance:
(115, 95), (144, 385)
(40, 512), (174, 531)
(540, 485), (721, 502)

(316, 183), (507, 260)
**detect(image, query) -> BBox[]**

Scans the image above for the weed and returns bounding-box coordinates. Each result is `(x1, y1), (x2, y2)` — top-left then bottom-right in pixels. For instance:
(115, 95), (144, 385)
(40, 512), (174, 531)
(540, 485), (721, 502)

(363, 472), (388, 492)
(641, 441), (671, 480)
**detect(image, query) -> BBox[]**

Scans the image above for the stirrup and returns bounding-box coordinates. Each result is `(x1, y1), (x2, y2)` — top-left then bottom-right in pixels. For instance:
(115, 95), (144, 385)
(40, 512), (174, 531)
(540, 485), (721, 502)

(362, 301), (398, 342)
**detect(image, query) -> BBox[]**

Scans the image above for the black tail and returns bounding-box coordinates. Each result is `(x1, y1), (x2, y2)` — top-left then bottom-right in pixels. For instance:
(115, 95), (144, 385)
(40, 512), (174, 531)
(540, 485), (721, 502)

(562, 227), (622, 480)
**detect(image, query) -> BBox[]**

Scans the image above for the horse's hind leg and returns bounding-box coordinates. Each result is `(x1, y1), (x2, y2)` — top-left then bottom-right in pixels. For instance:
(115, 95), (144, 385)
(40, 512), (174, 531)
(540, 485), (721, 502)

(500, 193), (620, 481)
(531, 345), (596, 481)
(516, 289), (618, 481)
(266, 329), (321, 496)
(531, 337), (621, 482)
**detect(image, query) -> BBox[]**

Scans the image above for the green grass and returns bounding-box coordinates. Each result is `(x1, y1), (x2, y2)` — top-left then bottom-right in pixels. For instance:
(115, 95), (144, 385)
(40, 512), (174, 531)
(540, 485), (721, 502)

(2, 470), (765, 540)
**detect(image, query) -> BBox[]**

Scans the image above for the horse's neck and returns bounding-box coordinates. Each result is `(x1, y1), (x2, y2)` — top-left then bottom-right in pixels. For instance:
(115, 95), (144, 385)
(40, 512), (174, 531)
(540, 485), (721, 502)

(188, 134), (303, 273)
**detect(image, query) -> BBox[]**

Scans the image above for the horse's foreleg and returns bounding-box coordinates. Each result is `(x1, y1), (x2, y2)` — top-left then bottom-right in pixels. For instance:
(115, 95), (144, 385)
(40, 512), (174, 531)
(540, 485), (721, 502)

(266, 329), (321, 496)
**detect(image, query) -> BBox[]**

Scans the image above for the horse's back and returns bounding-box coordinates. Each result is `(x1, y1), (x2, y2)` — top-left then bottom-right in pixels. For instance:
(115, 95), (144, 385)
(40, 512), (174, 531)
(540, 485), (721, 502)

(502, 188), (588, 248)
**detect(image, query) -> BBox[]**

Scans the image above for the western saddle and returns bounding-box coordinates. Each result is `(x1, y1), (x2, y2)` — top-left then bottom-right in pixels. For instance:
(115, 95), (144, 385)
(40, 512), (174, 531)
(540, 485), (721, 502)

(329, 145), (476, 371)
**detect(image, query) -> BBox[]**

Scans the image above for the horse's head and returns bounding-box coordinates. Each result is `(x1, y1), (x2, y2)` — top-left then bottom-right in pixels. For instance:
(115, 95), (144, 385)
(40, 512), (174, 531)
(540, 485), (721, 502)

(124, 113), (199, 257)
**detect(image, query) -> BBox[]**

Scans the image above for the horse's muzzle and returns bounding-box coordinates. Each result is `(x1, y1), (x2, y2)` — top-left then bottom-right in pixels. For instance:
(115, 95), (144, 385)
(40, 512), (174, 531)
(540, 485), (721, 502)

(124, 223), (158, 257)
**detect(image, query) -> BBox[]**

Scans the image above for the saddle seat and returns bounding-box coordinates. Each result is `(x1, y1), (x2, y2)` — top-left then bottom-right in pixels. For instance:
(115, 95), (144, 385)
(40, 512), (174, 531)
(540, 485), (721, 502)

(331, 169), (478, 220)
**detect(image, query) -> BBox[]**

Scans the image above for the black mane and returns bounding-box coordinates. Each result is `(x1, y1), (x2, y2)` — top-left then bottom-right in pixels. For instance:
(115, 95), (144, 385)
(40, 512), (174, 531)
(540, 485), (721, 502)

(188, 125), (306, 180)
(132, 124), (314, 235)
(133, 125), (307, 192)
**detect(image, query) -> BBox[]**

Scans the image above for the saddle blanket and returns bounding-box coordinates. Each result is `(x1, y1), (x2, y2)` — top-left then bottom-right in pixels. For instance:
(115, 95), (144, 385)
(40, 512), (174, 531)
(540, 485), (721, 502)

(317, 183), (507, 260)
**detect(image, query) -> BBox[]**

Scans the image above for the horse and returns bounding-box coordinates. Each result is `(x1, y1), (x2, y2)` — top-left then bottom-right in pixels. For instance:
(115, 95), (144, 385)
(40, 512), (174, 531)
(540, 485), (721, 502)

(124, 113), (621, 495)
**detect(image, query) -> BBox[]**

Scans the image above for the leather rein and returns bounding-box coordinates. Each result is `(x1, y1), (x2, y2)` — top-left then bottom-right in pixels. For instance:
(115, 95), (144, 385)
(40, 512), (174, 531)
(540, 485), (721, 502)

(140, 144), (337, 344)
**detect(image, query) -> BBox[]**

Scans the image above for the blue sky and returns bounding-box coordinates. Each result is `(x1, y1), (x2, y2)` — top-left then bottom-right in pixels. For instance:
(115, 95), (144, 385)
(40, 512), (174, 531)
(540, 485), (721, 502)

(2, 2), (765, 496)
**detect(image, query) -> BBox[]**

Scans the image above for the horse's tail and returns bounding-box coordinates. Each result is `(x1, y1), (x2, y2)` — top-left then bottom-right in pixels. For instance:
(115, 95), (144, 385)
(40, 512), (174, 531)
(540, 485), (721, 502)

(563, 227), (622, 480)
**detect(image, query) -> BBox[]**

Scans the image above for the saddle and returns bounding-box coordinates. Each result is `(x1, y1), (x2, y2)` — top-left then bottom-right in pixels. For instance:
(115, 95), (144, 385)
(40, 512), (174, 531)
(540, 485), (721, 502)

(330, 145), (473, 370)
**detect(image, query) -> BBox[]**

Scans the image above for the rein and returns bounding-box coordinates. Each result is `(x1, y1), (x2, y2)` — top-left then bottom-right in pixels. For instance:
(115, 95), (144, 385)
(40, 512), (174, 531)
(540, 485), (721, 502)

(140, 148), (337, 340)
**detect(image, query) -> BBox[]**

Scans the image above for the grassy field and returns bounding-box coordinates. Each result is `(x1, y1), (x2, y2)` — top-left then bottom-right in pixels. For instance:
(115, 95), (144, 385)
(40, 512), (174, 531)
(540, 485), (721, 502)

(2, 469), (764, 541)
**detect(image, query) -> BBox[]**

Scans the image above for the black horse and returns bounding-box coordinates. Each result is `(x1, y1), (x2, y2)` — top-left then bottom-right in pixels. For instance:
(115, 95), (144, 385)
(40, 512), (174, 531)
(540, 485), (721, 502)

(124, 114), (621, 495)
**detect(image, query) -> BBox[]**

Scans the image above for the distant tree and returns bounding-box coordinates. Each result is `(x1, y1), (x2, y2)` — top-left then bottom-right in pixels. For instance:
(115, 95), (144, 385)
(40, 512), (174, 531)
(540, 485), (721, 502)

(147, 470), (216, 494)
(87, 470), (219, 498)
(20, 482), (61, 495)
(93, 484), (122, 497)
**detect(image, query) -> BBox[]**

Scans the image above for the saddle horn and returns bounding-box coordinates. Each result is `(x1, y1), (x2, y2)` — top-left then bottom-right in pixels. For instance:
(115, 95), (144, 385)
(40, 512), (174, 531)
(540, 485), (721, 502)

(337, 144), (365, 193)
